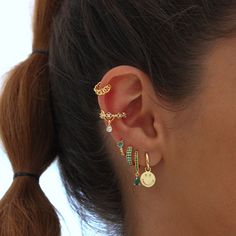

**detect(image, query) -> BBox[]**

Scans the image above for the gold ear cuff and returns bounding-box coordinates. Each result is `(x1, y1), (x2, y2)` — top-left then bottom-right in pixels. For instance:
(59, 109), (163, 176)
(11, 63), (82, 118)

(94, 82), (127, 132)
(99, 109), (126, 132)
(94, 81), (111, 96)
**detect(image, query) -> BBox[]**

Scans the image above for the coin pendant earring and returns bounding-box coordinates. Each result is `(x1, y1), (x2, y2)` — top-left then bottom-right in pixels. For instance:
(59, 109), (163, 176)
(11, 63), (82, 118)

(140, 152), (156, 187)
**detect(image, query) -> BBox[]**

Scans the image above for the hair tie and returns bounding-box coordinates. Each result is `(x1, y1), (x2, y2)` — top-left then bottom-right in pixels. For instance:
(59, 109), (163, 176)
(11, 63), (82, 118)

(32, 49), (49, 56)
(13, 172), (40, 181)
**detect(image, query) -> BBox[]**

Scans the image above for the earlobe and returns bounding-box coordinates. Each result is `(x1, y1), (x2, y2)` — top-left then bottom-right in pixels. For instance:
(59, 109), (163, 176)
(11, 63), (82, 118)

(94, 65), (163, 172)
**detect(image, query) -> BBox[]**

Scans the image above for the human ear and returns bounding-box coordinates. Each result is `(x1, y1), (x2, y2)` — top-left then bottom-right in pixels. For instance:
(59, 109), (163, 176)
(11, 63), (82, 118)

(97, 65), (164, 167)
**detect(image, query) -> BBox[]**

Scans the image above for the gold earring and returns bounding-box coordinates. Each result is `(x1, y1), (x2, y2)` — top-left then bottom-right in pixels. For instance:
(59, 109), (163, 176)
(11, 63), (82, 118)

(140, 152), (156, 188)
(94, 81), (111, 96)
(116, 139), (125, 157)
(133, 150), (141, 185)
(99, 109), (126, 132)
(125, 146), (133, 166)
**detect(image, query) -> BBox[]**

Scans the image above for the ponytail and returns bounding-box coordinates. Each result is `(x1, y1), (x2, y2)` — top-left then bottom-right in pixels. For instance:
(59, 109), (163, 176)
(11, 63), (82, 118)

(0, 0), (62, 235)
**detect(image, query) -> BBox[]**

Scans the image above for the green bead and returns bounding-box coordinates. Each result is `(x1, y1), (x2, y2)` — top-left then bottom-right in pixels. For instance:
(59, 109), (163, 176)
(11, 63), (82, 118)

(126, 146), (133, 165)
(134, 150), (139, 171)
(116, 140), (124, 148)
(133, 176), (141, 185)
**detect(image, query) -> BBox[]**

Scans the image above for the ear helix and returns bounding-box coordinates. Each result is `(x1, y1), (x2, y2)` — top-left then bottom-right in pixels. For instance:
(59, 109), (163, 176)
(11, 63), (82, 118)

(94, 81), (156, 188)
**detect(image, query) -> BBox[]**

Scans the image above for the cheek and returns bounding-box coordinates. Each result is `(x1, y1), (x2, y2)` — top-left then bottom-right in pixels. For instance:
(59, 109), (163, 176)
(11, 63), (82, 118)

(194, 84), (236, 193)
(164, 92), (236, 227)
(162, 37), (236, 229)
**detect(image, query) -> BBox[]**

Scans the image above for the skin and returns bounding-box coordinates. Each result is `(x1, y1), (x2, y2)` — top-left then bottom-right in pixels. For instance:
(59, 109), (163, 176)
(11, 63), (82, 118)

(97, 36), (236, 236)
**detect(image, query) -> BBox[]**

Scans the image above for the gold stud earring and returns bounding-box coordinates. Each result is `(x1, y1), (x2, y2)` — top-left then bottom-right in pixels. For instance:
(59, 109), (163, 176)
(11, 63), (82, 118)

(99, 109), (126, 132)
(94, 81), (111, 96)
(140, 152), (156, 188)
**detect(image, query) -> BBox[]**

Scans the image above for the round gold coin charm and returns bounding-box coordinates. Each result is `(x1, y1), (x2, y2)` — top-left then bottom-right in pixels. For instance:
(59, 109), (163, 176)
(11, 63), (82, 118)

(140, 169), (156, 187)
(140, 152), (156, 187)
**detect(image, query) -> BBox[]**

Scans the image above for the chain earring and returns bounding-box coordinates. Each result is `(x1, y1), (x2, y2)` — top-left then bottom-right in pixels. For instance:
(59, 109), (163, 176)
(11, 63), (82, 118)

(99, 109), (126, 132)
(133, 150), (141, 186)
(140, 152), (156, 188)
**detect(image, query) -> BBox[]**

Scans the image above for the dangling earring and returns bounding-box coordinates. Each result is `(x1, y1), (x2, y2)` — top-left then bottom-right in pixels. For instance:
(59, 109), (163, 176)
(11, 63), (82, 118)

(140, 152), (156, 188)
(125, 146), (133, 166)
(99, 109), (126, 132)
(116, 139), (125, 157)
(133, 150), (141, 186)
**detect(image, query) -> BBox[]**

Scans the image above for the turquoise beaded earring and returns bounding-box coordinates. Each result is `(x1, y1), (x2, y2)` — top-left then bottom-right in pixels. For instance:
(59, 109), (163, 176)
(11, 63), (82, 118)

(116, 140), (125, 157)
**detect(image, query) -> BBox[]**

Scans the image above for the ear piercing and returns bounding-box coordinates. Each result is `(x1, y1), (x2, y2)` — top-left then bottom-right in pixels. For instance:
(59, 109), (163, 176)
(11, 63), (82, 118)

(94, 82), (127, 133)
(116, 140), (125, 156)
(99, 109), (126, 132)
(133, 150), (141, 186)
(94, 81), (156, 188)
(94, 81), (111, 95)
(140, 152), (156, 188)
(126, 146), (133, 166)
(116, 140), (156, 188)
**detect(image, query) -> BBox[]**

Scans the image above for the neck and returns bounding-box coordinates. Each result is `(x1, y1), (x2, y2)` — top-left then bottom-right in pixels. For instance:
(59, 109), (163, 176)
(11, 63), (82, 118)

(120, 161), (196, 236)
(108, 139), (234, 236)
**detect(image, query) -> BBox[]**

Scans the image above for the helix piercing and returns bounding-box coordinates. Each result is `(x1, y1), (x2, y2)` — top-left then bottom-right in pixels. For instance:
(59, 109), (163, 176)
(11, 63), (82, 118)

(99, 109), (126, 132)
(94, 81), (111, 96)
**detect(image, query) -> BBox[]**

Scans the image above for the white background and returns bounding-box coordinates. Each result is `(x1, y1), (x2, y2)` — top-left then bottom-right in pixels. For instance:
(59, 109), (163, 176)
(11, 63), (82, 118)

(0, 1), (106, 235)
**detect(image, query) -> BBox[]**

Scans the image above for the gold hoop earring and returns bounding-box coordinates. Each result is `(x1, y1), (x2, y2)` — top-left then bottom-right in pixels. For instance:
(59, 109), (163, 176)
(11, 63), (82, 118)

(140, 152), (156, 188)
(94, 81), (111, 96)
(99, 109), (126, 132)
